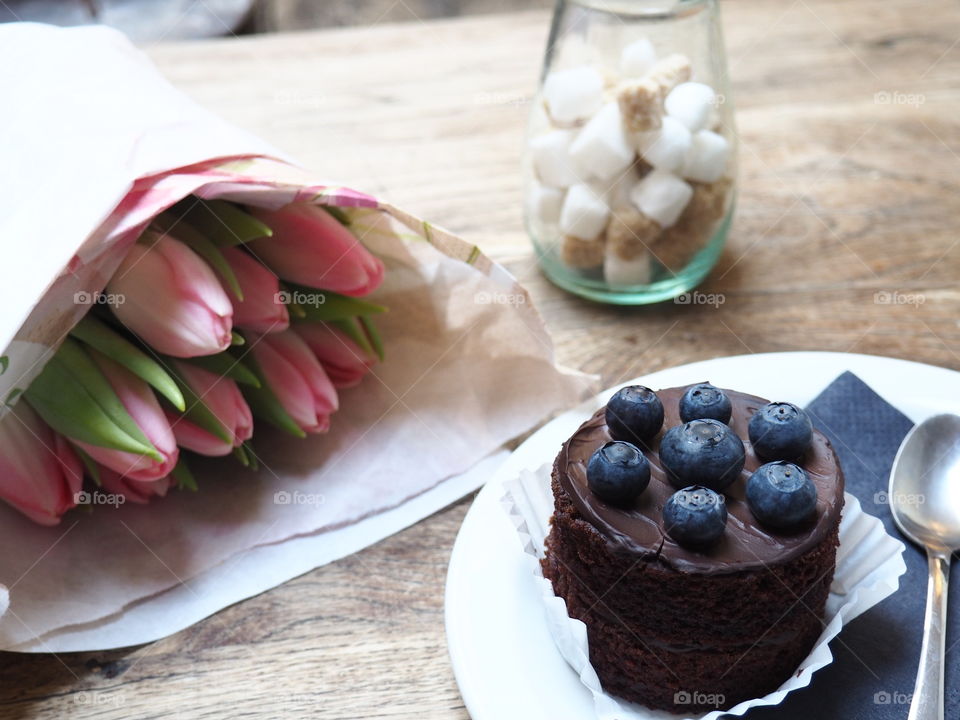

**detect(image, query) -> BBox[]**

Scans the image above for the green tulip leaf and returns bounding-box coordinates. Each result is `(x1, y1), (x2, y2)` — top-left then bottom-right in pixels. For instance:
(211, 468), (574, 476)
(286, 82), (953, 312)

(171, 455), (198, 492)
(25, 354), (160, 459)
(284, 283), (386, 322)
(71, 315), (186, 411)
(165, 364), (234, 446)
(174, 198), (273, 247)
(360, 316), (385, 362)
(329, 317), (375, 359)
(184, 352), (261, 388)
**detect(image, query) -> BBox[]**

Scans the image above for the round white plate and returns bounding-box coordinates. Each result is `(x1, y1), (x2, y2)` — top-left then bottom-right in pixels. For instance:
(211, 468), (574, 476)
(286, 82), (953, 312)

(445, 351), (960, 720)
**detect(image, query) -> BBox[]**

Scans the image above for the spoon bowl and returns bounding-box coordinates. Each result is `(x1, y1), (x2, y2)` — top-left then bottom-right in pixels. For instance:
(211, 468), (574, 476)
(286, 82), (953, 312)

(890, 413), (960, 552)
(889, 413), (960, 720)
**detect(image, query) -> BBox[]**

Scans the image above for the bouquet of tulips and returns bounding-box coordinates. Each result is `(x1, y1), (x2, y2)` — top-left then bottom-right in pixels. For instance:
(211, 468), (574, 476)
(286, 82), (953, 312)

(2, 197), (387, 525)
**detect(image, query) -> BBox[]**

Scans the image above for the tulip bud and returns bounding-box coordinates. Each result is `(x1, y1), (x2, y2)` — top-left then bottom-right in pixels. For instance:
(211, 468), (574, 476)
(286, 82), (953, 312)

(0, 403), (83, 525)
(221, 247), (289, 334)
(108, 234), (234, 358)
(293, 322), (377, 388)
(166, 362), (253, 456)
(250, 330), (339, 434)
(98, 467), (172, 505)
(247, 203), (384, 297)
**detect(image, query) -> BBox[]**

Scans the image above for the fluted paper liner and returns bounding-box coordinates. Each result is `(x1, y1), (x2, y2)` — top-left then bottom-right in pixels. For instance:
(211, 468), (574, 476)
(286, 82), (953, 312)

(0, 24), (592, 651)
(503, 464), (907, 720)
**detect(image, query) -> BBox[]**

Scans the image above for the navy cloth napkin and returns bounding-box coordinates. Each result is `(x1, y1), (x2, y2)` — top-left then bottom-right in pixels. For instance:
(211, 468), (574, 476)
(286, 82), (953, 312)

(747, 371), (958, 719)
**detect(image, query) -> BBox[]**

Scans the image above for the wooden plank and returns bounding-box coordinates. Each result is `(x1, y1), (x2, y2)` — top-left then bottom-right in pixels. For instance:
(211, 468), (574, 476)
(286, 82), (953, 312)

(2, 1), (960, 717)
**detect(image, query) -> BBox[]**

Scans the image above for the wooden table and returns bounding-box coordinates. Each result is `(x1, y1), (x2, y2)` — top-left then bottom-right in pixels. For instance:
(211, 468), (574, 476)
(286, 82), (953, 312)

(4, 0), (960, 716)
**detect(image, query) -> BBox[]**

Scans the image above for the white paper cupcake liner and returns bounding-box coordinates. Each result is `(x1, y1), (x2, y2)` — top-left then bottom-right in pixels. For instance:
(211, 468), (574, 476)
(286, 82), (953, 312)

(502, 464), (907, 720)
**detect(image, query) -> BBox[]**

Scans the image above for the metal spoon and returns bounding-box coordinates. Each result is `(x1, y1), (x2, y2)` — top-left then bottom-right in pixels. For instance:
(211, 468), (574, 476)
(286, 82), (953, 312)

(889, 413), (960, 720)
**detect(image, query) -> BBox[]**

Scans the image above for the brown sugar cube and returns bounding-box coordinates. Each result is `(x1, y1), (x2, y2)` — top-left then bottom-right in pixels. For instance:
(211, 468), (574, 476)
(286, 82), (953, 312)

(647, 53), (693, 97)
(560, 234), (605, 269)
(617, 78), (663, 133)
(617, 54), (693, 133)
(650, 178), (731, 272)
(605, 208), (662, 261)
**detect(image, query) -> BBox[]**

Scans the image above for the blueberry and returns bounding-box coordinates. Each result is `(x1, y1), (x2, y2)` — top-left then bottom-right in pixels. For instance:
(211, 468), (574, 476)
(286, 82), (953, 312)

(587, 441), (651, 505)
(748, 402), (813, 461)
(605, 385), (664, 444)
(679, 382), (732, 424)
(659, 419), (745, 492)
(746, 461), (818, 529)
(663, 485), (727, 549)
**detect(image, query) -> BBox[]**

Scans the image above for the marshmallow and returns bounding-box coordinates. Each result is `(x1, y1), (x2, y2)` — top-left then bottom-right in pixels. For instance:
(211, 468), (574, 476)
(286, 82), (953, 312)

(542, 66), (604, 125)
(605, 246), (653, 287)
(527, 182), (565, 226)
(569, 102), (635, 181)
(560, 183), (610, 241)
(664, 82), (715, 131)
(681, 130), (730, 183)
(620, 38), (657, 77)
(629, 169), (693, 228)
(529, 129), (580, 188)
(637, 116), (692, 172)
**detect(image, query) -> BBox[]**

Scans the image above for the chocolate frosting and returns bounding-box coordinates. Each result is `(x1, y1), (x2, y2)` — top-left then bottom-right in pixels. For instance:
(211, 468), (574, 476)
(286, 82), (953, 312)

(558, 384), (844, 574)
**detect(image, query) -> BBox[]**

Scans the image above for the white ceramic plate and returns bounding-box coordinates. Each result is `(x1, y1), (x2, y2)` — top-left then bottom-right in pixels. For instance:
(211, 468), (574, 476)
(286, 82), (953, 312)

(445, 351), (958, 720)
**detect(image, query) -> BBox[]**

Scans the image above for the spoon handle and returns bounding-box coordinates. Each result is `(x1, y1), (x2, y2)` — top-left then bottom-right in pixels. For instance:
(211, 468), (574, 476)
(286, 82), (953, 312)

(909, 551), (950, 720)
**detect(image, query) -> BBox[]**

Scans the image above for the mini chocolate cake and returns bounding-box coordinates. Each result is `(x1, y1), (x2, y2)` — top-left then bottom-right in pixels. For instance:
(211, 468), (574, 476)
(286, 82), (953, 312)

(542, 384), (844, 712)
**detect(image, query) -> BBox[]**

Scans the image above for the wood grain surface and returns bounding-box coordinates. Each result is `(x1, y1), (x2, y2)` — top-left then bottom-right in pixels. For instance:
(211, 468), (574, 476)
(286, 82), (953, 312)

(3, 0), (960, 717)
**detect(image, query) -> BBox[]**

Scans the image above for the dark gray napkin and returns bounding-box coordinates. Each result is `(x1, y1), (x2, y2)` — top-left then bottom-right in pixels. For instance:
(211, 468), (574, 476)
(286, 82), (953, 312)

(747, 371), (957, 719)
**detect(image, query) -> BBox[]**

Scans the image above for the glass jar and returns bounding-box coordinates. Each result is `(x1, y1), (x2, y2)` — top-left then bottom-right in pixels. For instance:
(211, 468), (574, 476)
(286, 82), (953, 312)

(524, 0), (737, 304)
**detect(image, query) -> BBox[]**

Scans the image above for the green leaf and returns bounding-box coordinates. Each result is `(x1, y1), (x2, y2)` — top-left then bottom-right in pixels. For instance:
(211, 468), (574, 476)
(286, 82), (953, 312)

(329, 317), (375, 358)
(185, 352), (261, 388)
(360, 315), (385, 362)
(153, 214), (243, 301)
(70, 315), (186, 411)
(323, 205), (351, 226)
(232, 443), (250, 468)
(165, 365), (234, 446)
(177, 199), (273, 247)
(240, 353), (306, 439)
(72, 444), (101, 486)
(171, 455), (198, 492)
(285, 284), (387, 322)
(58, 342), (161, 457)
(25, 353), (160, 459)
(242, 442), (260, 472)
(0, 356), (8, 375)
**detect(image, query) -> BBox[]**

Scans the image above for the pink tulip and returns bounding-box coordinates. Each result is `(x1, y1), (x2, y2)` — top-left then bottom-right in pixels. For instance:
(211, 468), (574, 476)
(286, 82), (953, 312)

(247, 202), (385, 297)
(0, 402), (83, 525)
(251, 330), (339, 433)
(165, 362), (253, 456)
(75, 355), (179, 482)
(108, 234), (234, 358)
(220, 247), (289, 334)
(99, 467), (172, 505)
(293, 323), (377, 388)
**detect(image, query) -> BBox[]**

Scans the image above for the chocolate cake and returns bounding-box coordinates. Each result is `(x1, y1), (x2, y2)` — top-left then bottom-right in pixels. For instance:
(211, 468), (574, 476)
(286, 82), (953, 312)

(542, 383), (844, 712)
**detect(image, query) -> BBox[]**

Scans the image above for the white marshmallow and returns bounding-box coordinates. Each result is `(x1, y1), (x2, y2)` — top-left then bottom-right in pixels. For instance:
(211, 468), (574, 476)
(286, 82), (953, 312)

(664, 82), (715, 131)
(620, 38), (657, 77)
(637, 116), (692, 172)
(560, 183), (610, 241)
(681, 130), (730, 183)
(529, 129), (580, 188)
(569, 102), (635, 181)
(604, 247), (653, 287)
(542, 66), (604, 124)
(629, 169), (693, 228)
(527, 182), (565, 226)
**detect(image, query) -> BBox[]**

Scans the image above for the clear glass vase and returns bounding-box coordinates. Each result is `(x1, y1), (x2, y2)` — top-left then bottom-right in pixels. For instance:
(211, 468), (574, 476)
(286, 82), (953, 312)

(524, 0), (737, 304)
